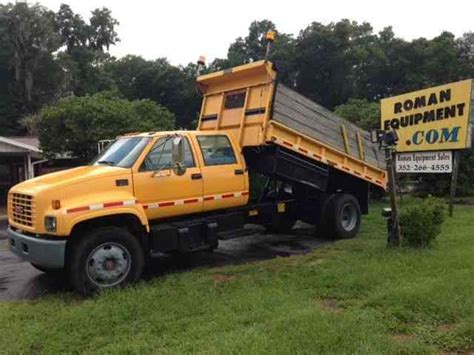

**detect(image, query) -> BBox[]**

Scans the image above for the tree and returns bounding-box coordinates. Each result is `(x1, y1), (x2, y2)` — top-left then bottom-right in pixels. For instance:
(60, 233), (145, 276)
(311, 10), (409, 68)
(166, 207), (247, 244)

(334, 99), (380, 130)
(458, 32), (474, 75)
(36, 91), (175, 161)
(209, 20), (296, 84)
(89, 7), (119, 51)
(54, 4), (119, 96)
(0, 2), (63, 134)
(228, 20), (278, 64)
(0, 3), (61, 103)
(55, 4), (89, 53)
(0, 2), (120, 135)
(294, 20), (379, 109)
(105, 56), (200, 128)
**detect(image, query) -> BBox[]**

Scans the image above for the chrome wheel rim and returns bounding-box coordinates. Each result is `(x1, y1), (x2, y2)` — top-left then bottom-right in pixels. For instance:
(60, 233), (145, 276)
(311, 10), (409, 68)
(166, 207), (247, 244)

(340, 203), (358, 231)
(86, 242), (131, 287)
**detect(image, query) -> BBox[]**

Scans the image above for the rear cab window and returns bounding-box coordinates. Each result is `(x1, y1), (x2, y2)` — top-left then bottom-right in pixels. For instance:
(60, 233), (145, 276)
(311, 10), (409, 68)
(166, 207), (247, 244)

(197, 135), (237, 166)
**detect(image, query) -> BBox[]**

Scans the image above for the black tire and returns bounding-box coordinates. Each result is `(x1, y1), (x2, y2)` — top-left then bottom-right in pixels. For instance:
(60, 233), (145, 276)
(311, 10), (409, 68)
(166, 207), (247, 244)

(264, 190), (297, 234)
(30, 263), (65, 277)
(68, 226), (145, 295)
(319, 193), (361, 239)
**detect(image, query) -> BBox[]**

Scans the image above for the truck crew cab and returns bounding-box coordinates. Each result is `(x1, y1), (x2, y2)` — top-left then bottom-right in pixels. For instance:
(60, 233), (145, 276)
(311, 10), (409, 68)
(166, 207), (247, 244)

(8, 60), (386, 294)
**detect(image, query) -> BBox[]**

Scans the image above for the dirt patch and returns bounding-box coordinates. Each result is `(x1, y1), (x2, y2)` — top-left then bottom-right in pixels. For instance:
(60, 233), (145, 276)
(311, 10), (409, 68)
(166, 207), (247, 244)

(319, 298), (342, 313)
(390, 333), (417, 342)
(440, 349), (474, 355)
(29, 343), (43, 354)
(211, 274), (238, 283)
(308, 258), (326, 266)
(437, 323), (457, 333)
(267, 241), (311, 257)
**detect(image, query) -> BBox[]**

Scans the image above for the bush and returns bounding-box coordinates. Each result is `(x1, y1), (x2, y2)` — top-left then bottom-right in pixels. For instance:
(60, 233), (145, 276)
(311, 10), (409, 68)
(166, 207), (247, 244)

(36, 91), (175, 161)
(399, 197), (446, 248)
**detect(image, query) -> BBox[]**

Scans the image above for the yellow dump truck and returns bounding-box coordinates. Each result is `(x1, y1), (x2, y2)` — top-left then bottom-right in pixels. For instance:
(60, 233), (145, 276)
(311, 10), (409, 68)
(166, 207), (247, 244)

(8, 60), (386, 294)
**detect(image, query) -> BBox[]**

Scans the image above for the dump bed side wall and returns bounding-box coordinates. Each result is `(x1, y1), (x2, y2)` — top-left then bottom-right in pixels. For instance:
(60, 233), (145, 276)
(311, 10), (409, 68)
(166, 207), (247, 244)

(272, 84), (384, 169)
(265, 121), (386, 188)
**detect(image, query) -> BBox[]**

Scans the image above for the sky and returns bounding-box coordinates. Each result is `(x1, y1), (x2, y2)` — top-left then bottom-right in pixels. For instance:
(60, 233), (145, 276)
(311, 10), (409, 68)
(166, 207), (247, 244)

(35, 0), (474, 66)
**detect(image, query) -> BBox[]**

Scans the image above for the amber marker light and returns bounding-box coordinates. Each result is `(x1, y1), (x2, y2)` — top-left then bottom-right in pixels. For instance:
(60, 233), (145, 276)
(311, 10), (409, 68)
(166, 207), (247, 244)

(266, 30), (276, 42)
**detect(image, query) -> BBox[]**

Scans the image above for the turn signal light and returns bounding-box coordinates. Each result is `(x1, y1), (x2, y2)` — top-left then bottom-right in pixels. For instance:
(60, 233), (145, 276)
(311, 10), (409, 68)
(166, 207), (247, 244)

(266, 30), (276, 42)
(52, 200), (61, 210)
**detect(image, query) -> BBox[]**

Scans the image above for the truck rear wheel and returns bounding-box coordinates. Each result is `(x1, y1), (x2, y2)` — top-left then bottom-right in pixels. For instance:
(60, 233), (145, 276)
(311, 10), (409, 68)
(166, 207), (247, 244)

(319, 193), (361, 239)
(68, 227), (145, 295)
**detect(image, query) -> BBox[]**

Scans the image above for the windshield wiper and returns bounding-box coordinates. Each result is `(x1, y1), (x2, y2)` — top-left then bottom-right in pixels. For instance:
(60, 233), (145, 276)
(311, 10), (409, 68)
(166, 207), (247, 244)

(97, 160), (116, 166)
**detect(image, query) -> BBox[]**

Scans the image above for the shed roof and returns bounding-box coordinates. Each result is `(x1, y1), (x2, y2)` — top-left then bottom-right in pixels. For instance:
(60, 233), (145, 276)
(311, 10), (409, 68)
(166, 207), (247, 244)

(0, 136), (41, 154)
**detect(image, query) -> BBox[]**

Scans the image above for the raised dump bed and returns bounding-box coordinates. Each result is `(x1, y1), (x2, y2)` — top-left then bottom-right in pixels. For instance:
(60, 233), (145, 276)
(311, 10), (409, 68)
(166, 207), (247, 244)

(197, 60), (387, 189)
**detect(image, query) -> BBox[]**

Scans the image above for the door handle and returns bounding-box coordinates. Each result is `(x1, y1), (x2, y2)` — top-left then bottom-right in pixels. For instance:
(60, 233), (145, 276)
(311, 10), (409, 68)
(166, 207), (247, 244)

(234, 169), (244, 175)
(191, 173), (202, 180)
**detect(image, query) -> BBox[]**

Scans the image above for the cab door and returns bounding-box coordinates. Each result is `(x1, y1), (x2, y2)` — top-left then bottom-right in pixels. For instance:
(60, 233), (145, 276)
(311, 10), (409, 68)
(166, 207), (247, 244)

(133, 135), (203, 220)
(193, 133), (248, 212)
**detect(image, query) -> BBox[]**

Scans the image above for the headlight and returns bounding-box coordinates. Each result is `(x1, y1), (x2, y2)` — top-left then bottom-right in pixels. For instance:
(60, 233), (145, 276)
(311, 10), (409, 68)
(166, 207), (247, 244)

(44, 216), (57, 233)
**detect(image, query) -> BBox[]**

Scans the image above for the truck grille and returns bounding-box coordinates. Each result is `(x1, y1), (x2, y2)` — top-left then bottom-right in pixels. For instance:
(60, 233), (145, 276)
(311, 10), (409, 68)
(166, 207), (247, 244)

(9, 193), (36, 228)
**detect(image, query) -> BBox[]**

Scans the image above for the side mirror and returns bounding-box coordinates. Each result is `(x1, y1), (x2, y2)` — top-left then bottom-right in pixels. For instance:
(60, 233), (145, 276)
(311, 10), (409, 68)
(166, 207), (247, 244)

(172, 136), (186, 176)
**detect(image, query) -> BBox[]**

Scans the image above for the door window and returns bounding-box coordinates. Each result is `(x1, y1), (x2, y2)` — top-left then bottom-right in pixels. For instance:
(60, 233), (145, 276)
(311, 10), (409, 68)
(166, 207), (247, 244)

(197, 135), (237, 166)
(141, 136), (195, 171)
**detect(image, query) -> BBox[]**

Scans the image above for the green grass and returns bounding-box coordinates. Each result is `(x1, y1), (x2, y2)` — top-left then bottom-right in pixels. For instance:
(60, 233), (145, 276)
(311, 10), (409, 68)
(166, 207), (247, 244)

(0, 201), (473, 354)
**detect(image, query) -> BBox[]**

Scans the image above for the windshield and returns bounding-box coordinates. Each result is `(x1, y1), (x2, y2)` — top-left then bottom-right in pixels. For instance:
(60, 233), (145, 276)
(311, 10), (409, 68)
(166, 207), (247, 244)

(92, 137), (151, 168)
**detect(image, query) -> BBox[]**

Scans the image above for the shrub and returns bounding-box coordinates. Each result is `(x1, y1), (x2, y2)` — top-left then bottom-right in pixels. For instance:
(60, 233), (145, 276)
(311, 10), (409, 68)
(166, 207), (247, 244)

(36, 91), (175, 161)
(399, 197), (446, 248)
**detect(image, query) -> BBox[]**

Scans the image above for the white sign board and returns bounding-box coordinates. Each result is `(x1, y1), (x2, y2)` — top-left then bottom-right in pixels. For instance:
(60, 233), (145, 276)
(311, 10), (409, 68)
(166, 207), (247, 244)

(396, 151), (452, 173)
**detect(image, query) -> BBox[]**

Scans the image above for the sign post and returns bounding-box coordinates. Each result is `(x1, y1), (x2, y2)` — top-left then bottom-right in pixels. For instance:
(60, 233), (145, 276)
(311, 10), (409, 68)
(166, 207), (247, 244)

(386, 147), (401, 246)
(449, 152), (461, 217)
(371, 129), (401, 246)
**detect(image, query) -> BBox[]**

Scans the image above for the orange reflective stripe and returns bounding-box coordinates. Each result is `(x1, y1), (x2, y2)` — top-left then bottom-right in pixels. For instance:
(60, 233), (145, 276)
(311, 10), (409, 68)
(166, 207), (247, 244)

(64, 200), (136, 214)
(141, 191), (249, 210)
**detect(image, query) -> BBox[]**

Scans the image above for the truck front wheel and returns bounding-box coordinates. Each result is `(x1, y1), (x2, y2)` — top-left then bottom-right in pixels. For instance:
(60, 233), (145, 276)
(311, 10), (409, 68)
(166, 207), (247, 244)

(319, 193), (361, 239)
(68, 227), (145, 295)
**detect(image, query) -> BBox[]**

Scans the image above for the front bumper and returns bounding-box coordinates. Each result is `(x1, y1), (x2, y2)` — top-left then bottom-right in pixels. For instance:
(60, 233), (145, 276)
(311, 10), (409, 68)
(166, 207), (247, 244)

(8, 228), (66, 269)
